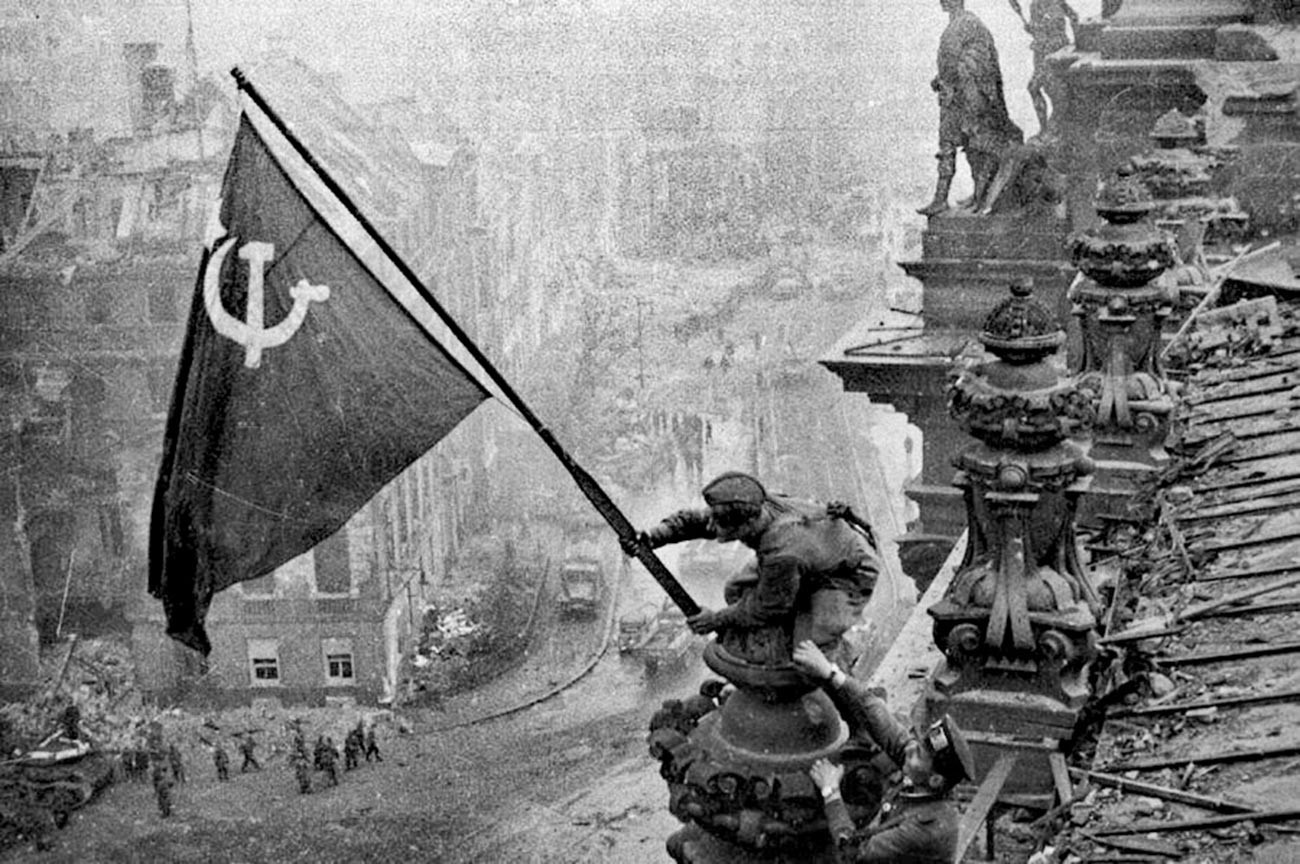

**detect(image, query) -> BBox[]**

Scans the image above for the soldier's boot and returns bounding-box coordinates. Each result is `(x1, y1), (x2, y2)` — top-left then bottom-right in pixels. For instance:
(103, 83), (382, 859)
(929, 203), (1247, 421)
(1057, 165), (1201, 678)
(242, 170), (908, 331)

(917, 153), (956, 216)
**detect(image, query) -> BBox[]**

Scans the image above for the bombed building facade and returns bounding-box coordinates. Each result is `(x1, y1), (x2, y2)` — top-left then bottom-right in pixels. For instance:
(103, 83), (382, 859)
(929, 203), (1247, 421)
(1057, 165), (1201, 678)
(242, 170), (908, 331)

(1, 2), (890, 706)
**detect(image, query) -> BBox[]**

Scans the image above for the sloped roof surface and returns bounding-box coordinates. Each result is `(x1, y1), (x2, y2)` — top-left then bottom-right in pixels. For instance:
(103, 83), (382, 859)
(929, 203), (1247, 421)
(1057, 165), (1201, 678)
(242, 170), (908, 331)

(1050, 285), (1300, 862)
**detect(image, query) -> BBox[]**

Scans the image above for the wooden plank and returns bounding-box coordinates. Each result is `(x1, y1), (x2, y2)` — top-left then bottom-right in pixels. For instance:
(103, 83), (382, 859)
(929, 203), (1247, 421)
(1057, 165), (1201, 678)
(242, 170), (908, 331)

(1178, 488), (1300, 523)
(1159, 640), (1300, 667)
(1184, 369), (1300, 406)
(1090, 806), (1300, 836)
(1070, 769), (1255, 814)
(1195, 597), (1300, 619)
(954, 752), (1017, 864)
(1194, 527), (1300, 555)
(1102, 742), (1300, 773)
(1049, 752), (1073, 810)
(1196, 562), (1300, 583)
(1110, 686), (1300, 718)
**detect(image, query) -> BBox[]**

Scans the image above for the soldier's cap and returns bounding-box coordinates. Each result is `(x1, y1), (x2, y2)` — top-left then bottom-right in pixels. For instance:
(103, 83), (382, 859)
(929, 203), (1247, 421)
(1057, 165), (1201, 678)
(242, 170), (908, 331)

(922, 714), (977, 784)
(702, 471), (766, 508)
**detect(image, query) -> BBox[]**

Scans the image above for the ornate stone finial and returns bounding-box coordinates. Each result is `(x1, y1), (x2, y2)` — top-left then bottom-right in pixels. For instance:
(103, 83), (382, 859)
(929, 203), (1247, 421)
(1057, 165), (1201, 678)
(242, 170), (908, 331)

(1070, 174), (1177, 288)
(1094, 171), (1155, 223)
(1068, 171), (1179, 472)
(978, 278), (1067, 363)
(951, 281), (1087, 452)
(1150, 108), (1204, 148)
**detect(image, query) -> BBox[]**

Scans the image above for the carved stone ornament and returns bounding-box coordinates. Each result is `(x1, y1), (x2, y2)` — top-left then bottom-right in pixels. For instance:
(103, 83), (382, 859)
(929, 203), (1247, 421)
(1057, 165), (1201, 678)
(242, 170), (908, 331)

(653, 644), (886, 862)
(1068, 173), (1178, 450)
(1069, 175), (1178, 288)
(931, 280), (1100, 708)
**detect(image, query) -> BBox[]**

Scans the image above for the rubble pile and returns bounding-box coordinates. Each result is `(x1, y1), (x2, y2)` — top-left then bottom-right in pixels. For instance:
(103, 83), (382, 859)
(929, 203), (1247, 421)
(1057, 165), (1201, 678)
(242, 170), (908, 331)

(0, 636), (145, 758)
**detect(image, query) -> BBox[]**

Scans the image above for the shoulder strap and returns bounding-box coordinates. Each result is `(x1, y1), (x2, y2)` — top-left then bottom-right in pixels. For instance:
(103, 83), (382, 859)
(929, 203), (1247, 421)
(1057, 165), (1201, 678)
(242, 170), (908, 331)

(826, 501), (880, 552)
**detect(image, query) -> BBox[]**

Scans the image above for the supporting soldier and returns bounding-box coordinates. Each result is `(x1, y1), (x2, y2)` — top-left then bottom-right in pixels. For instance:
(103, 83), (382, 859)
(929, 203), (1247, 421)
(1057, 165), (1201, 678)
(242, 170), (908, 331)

(793, 641), (976, 863)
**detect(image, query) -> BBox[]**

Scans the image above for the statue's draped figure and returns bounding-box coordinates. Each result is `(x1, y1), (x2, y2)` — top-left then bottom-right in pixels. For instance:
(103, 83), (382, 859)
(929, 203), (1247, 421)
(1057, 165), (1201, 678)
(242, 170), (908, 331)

(920, 1), (1024, 216)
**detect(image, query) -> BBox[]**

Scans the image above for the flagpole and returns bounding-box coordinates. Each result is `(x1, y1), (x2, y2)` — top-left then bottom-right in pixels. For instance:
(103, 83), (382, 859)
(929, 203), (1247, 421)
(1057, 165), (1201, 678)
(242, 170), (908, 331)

(230, 67), (700, 616)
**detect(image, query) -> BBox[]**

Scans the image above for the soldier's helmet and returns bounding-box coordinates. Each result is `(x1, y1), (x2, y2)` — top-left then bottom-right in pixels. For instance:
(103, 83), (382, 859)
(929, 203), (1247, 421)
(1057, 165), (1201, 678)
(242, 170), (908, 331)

(923, 714), (977, 787)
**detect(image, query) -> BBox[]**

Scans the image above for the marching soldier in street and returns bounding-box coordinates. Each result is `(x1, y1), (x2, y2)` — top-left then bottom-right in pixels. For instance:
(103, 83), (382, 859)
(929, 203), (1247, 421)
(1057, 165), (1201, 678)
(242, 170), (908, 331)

(793, 640), (976, 863)
(289, 717), (308, 763)
(363, 725), (382, 763)
(167, 742), (186, 784)
(626, 471), (882, 667)
(344, 721), (364, 771)
(318, 736), (340, 786)
(238, 732), (261, 772)
(212, 741), (230, 781)
(149, 750), (174, 819)
(293, 750), (313, 795)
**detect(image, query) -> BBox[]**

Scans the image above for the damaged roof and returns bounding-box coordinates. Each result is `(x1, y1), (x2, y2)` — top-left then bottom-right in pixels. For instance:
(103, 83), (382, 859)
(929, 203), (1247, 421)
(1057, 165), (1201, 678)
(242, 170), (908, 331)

(1044, 244), (1300, 863)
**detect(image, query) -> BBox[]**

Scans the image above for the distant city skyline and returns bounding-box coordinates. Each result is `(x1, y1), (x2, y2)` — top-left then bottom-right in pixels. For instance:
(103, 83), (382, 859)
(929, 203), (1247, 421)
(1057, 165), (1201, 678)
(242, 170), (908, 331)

(87, 0), (1103, 129)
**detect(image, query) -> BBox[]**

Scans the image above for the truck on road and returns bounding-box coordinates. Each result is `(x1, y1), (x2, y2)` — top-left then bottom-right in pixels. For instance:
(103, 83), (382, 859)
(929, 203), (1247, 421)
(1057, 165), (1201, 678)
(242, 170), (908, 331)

(557, 541), (603, 621)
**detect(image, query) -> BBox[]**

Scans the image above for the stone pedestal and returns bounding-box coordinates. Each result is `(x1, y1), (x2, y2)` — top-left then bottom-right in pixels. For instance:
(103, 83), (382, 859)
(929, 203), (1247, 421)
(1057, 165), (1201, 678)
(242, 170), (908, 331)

(652, 640), (888, 863)
(923, 282), (1101, 805)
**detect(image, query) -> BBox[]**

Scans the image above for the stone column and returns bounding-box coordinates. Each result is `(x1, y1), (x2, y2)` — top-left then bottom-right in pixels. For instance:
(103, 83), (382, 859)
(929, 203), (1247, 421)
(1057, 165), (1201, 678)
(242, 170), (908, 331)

(925, 281), (1101, 803)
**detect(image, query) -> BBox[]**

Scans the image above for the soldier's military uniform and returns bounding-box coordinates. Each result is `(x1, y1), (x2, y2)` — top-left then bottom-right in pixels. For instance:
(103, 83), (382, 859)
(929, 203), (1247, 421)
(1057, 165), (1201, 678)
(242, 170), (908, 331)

(818, 675), (975, 863)
(319, 737), (339, 786)
(149, 755), (173, 818)
(344, 727), (361, 771)
(364, 727), (382, 763)
(167, 743), (186, 784)
(293, 753), (312, 794)
(239, 734), (260, 772)
(639, 472), (881, 663)
(213, 744), (230, 781)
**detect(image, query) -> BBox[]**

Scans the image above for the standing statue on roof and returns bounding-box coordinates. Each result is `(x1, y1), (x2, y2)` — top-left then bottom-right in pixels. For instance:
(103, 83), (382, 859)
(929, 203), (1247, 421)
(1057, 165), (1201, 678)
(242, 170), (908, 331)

(1012, 0), (1079, 139)
(918, 0), (1024, 216)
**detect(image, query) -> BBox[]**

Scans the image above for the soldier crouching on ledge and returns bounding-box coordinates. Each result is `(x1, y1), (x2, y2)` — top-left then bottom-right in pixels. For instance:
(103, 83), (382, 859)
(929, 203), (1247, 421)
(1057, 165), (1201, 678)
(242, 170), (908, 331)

(626, 471), (882, 667)
(793, 640), (976, 864)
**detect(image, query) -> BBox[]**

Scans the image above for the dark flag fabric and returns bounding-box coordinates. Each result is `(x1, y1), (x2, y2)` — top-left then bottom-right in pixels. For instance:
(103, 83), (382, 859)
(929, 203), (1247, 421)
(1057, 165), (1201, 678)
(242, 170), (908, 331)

(149, 111), (492, 654)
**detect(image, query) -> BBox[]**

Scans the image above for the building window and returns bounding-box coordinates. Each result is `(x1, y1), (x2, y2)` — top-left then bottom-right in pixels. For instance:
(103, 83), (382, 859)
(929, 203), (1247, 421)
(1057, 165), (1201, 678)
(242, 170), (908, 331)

(247, 639), (280, 686)
(321, 637), (354, 685)
(313, 530), (351, 595)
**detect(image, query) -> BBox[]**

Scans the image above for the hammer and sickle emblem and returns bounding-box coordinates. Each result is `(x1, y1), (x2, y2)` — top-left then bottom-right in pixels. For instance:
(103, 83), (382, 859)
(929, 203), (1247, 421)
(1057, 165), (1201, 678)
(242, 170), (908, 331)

(203, 238), (331, 368)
